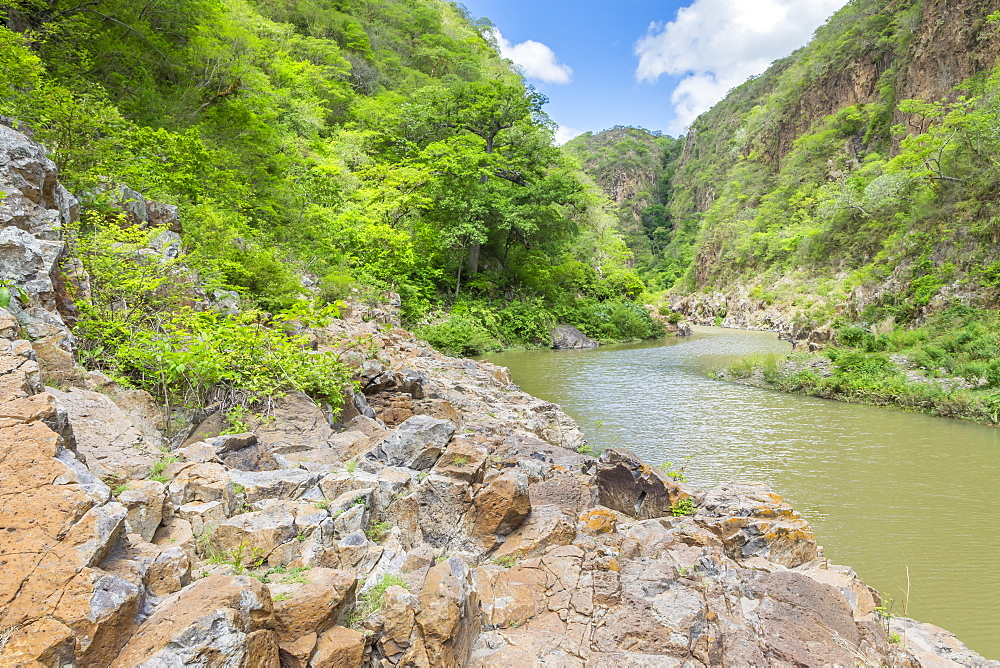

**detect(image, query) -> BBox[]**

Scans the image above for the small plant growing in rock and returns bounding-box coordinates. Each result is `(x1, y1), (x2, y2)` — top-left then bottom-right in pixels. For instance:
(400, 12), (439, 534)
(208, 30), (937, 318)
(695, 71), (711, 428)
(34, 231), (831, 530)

(492, 555), (517, 568)
(366, 520), (392, 542)
(576, 443), (593, 455)
(451, 455), (469, 466)
(273, 592), (293, 602)
(888, 632), (901, 644)
(669, 499), (697, 516)
(112, 483), (129, 496)
(348, 574), (409, 628)
(313, 499), (330, 510)
(435, 554), (450, 564)
(296, 532), (308, 542)
(658, 458), (690, 482)
(147, 455), (178, 483)
(232, 483), (245, 496)
(345, 459), (357, 475)
(286, 566), (312, 584)
(222, 405), (251, 435)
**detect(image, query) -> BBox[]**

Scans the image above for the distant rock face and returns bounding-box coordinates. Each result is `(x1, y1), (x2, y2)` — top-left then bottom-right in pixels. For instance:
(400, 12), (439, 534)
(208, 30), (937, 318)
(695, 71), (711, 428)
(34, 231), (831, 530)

(551, 324), (599, 349)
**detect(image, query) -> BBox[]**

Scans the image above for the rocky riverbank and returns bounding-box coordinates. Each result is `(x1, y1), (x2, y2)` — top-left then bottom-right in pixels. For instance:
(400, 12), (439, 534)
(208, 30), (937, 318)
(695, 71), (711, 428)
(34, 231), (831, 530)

(1, 123), (997, 666)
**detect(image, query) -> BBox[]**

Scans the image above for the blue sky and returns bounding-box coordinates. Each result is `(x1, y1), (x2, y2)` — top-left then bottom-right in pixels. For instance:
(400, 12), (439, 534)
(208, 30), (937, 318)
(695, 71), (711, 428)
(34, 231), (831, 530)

(460, 0), (849, 141)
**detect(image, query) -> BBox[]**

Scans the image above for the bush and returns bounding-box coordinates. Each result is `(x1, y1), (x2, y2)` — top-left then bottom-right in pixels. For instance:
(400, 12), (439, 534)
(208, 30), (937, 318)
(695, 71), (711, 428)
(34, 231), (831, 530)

(566, 301), (665, 342)
(414, 315), (500, 357)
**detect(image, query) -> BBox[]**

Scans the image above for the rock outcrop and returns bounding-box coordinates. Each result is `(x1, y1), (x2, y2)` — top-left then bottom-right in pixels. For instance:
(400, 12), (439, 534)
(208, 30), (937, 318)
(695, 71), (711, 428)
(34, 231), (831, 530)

(551, 324), (599, 349)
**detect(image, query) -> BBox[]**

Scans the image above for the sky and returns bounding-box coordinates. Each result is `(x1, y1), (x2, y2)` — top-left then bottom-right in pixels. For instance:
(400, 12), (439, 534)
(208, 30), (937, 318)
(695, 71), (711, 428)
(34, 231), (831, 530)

(459, 0), (850, 142)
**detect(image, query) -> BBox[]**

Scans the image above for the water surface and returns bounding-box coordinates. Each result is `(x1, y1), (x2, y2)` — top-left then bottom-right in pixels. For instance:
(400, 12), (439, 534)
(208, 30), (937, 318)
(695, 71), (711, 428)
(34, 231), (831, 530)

(481, 326), (1000, 658)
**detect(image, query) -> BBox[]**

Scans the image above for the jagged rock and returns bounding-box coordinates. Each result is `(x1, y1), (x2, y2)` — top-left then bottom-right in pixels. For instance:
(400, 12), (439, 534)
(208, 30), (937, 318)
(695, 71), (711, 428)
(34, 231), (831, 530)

(251, 391), (336, 452)
(551, 324), (599, 349)
(177, 440), (220, 463)
(366, 415), (455, 470)
(417, 557), (477, 666)
(529, 471), (595, 516)
(146, 545), (191, 598)
(110, 575), (278, 667)
(113, 184), (181, 232)
(378, 585), (421, 662)
(219, 441), (280, 471)
(152, 516), (197, 562)
(212, 503), (300, 561)
(47, 386), (161, 479)
(577, 508), (617, 536)
(167, 462), (234, 510)
(269, 568), (356, 664)
(596, 448), (693, 520)
(177, 500), (228, 537)
(118, 480), (166, 542)
(311, 626), (366, 667)
(470, 470), (531, 540)
(889, 617), (1000, 667)
(491, 504), (577, 560)
(432, 436), (488, 483)
(229, 468), (321, 503)
(0, 354), (144, 666)
(695, 482), (819, 568)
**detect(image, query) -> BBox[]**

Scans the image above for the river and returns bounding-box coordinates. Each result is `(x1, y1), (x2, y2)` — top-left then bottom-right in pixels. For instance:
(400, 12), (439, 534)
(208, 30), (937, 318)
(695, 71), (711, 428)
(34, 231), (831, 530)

(480, 326), (1000, 659)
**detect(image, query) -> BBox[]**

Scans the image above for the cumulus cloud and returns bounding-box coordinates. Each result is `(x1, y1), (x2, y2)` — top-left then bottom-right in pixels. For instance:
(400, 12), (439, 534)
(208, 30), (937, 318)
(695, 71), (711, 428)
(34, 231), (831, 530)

(554, 125), (583, 146)
(490, 28), (573, 84)
(635, 0), (849, 133)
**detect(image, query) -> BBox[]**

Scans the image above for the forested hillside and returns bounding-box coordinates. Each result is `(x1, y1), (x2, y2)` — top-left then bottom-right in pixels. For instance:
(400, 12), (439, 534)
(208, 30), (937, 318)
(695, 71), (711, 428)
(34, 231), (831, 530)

(572, 0), (1000, 323)
(563, 127), (683, 288)
(0, 0), (660, 361)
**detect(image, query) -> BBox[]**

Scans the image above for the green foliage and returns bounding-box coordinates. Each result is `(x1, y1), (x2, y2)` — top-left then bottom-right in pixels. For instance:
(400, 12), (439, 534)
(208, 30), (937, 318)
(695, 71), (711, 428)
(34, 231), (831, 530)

(3, 0), (647, 360)
(492, 555), (517, 568)
(669, 498), (697, 516)
(73, 215), (353, 420)
(349, 573), (409, 627)
(365, 520), (392, 541)
(414, 314), (500, 357)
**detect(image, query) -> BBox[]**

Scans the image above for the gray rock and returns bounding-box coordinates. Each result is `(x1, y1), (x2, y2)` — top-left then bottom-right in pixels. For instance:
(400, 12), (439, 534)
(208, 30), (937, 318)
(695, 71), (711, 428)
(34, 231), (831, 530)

(118, 481), (167, 542)
(228, 468), (321, 503)
(366, 415), (455, 470)
(551, 324), (598, 349)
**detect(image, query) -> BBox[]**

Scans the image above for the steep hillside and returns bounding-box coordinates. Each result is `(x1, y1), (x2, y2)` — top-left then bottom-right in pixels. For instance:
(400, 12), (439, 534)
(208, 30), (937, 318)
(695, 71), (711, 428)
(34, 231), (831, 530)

(563, 127), (683, 286)
(654, 0), (1000, 329)
(0, 0), (659, 355)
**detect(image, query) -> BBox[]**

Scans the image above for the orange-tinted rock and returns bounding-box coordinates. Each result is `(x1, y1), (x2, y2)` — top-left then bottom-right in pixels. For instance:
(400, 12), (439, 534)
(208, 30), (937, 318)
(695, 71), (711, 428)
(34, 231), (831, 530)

(310, 625), (365, 667)
(111, 575), (276, 667)
(577, 508), (617, 536)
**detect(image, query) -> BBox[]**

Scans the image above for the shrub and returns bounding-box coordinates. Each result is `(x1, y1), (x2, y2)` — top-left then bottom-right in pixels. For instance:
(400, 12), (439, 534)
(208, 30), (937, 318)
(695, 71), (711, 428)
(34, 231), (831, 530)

(414, 315), (500, 357)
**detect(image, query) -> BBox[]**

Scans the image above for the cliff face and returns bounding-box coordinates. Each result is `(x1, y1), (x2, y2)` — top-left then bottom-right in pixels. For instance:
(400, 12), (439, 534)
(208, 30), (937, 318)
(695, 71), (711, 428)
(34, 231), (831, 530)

(660, 0), (1000, 329)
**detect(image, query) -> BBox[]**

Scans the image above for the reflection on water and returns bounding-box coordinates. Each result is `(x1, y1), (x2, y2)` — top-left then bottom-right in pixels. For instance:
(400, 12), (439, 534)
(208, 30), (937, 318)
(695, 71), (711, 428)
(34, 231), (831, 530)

(481, 327), (1000, 658)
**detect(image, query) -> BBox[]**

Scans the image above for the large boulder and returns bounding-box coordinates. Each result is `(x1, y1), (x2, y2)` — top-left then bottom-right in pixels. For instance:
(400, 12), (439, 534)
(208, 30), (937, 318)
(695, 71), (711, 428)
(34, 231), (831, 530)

(110, 575), (278, 667)
(596, 449), (693, 520)
(366, 415), (455, 470)
(48, 386), (161, 480)
(694, 481), (819, 568)
(250, 391), (336, 453)
(551, 325), (598, 349)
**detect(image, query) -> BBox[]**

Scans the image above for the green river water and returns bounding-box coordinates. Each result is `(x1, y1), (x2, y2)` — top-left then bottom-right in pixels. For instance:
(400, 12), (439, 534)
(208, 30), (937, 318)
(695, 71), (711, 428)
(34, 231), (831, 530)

(480, 325), (1000, 658)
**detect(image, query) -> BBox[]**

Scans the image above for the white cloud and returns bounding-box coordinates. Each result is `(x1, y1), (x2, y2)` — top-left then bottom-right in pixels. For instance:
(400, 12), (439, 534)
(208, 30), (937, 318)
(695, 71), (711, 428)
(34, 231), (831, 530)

(634, 0), (849, 134)
(554, 125), (583, 146)
(490, 28), (573, 84)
